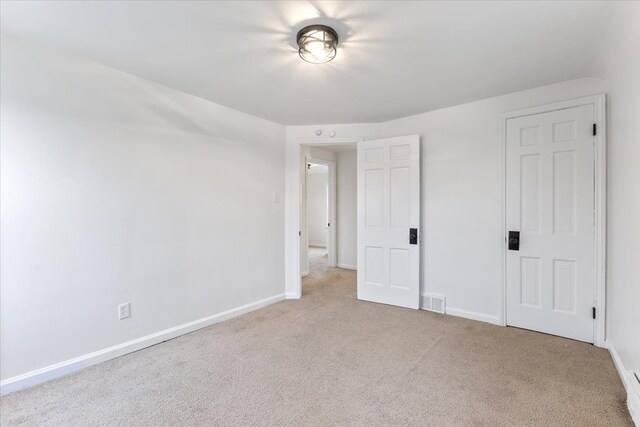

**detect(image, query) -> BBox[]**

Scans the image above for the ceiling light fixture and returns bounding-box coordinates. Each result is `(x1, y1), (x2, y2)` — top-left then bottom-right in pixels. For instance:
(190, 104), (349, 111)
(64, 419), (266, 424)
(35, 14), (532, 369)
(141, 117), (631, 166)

(296, 25), (338, 64)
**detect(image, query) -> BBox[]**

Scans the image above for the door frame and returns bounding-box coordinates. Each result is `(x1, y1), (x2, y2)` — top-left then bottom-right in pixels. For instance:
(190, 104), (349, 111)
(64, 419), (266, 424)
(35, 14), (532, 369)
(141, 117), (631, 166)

(304, 156), (337, 274)
(286, 137), (363, 299)
(499, 94), (607, 347)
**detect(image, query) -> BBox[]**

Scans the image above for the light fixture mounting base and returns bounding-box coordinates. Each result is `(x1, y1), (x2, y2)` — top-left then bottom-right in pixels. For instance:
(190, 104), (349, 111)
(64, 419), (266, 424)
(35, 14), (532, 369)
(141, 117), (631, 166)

(296, 24), (339, 45)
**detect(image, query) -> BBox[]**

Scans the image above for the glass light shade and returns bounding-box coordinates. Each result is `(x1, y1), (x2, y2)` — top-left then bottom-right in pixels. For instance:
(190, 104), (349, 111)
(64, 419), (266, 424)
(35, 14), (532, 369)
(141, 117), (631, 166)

(296, 25), (338, 64)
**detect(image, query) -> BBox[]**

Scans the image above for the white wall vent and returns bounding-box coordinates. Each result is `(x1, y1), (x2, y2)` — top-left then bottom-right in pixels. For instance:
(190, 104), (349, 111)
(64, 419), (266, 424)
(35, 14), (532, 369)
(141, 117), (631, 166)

(421, 294), (446, 314)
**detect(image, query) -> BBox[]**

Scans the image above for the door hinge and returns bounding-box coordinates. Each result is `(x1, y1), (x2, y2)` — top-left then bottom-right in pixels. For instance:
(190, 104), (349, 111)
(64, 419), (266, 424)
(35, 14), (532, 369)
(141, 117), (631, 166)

(328, 223), (330, 227)
(592, 307), (596, 319)
(298, 231), (301, 237)
(592, 123), (597, 136)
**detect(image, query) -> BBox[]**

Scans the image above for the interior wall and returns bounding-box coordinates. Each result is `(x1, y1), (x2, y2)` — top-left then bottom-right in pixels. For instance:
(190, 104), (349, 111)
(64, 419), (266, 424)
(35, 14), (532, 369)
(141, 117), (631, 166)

(306, 165), (328, 247)
(598, 1), (640, 393)
(336, 150), (357, 269)
(0, 38), (286, 382)
(286, 78), (607, 321)
(379, 78), (608, 322)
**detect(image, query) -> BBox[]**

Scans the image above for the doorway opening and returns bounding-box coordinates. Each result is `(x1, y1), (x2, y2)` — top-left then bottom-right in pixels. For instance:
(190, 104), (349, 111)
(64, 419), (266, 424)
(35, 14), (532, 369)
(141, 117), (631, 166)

(304, 160), (331, 275)
(298, 142), (359, 296)
(291, 135), (421, 307)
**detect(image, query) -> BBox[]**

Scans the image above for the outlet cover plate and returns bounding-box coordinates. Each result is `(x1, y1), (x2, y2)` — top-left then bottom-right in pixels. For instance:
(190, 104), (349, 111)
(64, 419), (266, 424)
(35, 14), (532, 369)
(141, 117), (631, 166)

(118, 302), (131, 320)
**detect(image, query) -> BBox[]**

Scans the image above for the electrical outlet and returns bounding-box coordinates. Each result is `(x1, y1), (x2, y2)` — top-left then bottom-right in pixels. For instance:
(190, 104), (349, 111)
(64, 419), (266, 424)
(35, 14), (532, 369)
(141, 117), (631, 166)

(118, 302), (130, 320)
(273, 192), (280, 203)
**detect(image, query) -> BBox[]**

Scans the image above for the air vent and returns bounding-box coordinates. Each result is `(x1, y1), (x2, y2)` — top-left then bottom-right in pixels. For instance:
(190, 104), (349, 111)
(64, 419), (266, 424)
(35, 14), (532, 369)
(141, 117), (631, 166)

(422, 294), (446, 314)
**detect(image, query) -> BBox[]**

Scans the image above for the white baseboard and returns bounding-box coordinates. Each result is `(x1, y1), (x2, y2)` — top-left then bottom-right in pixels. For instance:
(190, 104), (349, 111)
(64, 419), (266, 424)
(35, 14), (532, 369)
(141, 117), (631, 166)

(445, 307), (501, 325)
(419, 297), (501, 326)
(607, 340), (640, 425)
(419, 295), (429, 311)
(336, 263), (357, 270)
(308, 243), (326, 248)
(0, 293), (286, 396)
(285, 292), (300, 299)
(629, 375), (640, 426)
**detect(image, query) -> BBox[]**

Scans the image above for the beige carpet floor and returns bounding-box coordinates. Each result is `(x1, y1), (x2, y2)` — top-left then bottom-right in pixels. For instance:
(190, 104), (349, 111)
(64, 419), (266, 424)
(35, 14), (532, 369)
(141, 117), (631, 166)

(1, 248), (632, 426)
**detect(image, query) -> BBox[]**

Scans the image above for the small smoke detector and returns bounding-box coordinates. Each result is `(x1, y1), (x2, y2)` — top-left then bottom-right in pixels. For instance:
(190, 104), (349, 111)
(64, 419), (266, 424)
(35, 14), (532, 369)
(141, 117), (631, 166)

(423, 294), (446, 314)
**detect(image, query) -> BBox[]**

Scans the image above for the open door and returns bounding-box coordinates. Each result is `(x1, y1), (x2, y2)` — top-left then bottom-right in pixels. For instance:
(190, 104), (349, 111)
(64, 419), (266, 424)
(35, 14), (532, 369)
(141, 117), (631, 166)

(357, 135), (420, 309)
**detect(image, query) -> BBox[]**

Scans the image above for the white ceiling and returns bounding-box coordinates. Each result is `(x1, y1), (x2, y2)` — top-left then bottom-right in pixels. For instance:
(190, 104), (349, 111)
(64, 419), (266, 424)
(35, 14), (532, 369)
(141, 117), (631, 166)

(314, 144), (357, 154)
(1, 1), (608, 125)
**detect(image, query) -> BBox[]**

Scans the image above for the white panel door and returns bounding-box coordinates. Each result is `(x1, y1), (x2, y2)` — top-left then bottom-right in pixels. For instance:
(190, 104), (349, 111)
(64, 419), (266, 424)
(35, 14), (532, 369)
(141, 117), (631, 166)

(506, 105), (595, 342)
(357, 135), (420, 309)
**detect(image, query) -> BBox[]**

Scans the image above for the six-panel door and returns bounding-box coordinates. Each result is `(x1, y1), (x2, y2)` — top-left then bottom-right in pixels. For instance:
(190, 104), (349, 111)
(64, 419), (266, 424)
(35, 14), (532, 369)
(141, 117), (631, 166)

(357, 135), (420, 309)
(506, 105), (595, 342)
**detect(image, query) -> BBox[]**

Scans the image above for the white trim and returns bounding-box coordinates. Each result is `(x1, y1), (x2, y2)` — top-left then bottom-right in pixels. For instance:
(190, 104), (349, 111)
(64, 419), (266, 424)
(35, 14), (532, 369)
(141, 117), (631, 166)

(445, 307), (502, 326)
(592, 95), (607, 348)
(336, 263), (357, 270)
(628, 375), (640, 424)
(607, 340), (640, 424)
(500, 94), (607, 347)
(418, 297), (501, 325)
(287, 137), (363, 300)
(0, 293), (286, 395)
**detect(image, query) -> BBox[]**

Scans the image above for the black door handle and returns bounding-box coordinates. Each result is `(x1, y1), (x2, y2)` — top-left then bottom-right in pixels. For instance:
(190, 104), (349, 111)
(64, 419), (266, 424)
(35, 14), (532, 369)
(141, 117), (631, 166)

(409, 228), (418, 245)
(508, 231), (520, 251)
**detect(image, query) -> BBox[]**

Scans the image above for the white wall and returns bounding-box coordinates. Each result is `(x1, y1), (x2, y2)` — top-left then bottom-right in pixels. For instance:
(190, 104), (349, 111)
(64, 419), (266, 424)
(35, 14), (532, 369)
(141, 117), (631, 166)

(286, 78), (607, 318)
(598, 1), (640, 411)
(0, 38), (286, 383)
(379, 78), (607, 322)
(306, 165), (328, 247)
(336, 150), (357, 269)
